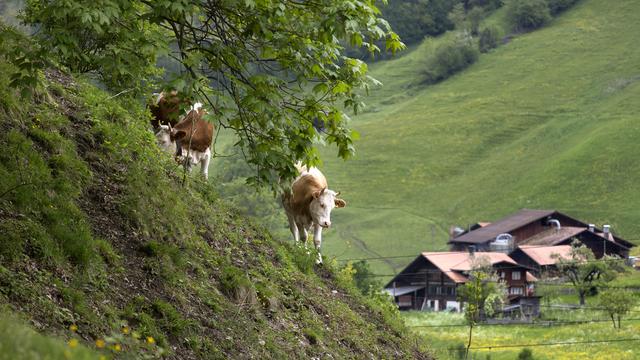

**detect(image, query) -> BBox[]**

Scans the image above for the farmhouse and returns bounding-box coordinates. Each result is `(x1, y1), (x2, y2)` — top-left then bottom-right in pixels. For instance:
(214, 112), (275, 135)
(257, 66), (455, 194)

(509, 245), (573, 276)
(448, 209), (634, 259)
(384, 252), (537, 312)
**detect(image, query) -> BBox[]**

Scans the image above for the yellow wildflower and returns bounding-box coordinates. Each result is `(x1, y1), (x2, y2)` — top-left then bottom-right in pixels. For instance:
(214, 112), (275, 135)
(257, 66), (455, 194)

(121, 326), (130, 335)
(146, 336), (155, 344)
(99, 356), (107, 360)
(113, 344), (121, 352)
(95, 339), (105, 348)
(67, 338), (79, 348)
(69, 324), (78, 332)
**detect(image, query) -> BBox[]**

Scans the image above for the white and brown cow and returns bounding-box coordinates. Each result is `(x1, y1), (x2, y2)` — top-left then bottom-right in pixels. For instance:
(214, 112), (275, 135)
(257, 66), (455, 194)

(155, 102), (215, 179)
(281, 164), (346, 263)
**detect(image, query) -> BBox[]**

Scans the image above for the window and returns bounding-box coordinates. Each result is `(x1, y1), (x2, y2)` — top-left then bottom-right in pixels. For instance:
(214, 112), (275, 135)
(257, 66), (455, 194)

(499, 271), (505, 279)
(512, 271), (521, 280)
(509, 287), (524, 295)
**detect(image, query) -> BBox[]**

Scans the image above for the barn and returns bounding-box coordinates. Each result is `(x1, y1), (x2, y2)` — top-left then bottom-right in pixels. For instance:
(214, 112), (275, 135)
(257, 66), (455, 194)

(448, 209), (634, 259)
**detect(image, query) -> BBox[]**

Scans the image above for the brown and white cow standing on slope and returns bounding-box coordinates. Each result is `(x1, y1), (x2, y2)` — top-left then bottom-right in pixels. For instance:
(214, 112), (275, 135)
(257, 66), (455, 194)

(282, 164), (346, 263)
(155, 102), (215, 179)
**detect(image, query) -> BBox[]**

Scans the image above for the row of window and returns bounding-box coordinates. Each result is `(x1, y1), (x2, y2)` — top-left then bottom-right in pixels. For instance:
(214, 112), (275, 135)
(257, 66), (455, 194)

(499, 270), (521, 280)
(426, 285), (456, 296)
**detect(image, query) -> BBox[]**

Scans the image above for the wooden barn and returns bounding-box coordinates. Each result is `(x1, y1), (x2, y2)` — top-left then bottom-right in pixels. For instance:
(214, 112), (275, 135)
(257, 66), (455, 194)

(384, 252), (537, 312)
(448, 209), (634, 259)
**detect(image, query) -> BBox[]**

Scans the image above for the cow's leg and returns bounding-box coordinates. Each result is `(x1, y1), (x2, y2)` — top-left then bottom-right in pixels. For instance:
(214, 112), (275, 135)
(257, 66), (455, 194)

(286, 213), (299, 243)
(313, 224), (323, 264)
(298, 221), (309, 247)
(201, 149), (211, 180)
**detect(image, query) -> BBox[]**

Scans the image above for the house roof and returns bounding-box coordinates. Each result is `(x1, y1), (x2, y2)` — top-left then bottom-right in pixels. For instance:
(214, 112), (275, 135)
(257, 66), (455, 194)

(421, 252), (518, 283)
(516, 245), (573, 266)
(519, 227), (585, 246)
(449, 209), (556, 244)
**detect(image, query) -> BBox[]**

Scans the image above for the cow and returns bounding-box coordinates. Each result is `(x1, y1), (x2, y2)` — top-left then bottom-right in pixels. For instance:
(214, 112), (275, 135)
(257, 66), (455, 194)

(148, 91), (193, 131)
(281, 164), (346, 263)
(155, 102), (215, 179)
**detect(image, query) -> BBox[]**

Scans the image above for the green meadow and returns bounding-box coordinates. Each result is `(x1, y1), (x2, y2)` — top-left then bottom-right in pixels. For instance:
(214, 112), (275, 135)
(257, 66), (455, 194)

(405, 307), (640, 360)
(316, 0), (640, 276)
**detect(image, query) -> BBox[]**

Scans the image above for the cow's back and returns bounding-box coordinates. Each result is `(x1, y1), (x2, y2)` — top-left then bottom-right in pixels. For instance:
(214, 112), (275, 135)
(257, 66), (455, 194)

(172, 109), (214, 152)
(290, 167), (327, 210)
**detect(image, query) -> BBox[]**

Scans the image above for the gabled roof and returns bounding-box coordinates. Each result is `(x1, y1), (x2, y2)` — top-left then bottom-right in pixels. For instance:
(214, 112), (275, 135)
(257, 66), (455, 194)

(519, 227), (585, 246)
(516, 245), (573, 266)
(449, 209), (556, 244)
(421, 252), (518, 283)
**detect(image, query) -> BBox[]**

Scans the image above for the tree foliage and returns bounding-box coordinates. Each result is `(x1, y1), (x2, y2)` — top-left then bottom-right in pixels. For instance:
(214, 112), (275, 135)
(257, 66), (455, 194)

(19, 0), (405, 188)
(423, 32), (479, 84)
(553, 240), (624, 306)
(506, 0), (552, 32)
(456, 257), (504, 359)
(597, 289), (637, 329)
(380, 0), (457, 45)
(349, 260), (380, 295)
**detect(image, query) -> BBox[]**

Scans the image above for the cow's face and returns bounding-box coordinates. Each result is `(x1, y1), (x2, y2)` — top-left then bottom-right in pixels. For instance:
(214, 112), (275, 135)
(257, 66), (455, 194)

(309, 188), (346, 228)
(155, 125), (176, 154)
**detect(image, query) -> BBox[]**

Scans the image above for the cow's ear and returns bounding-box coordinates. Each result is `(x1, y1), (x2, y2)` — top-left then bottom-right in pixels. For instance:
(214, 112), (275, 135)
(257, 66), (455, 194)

(335, 198), (346, 208)
(173, 130), (187, 141)
(312, 190), (322, 199)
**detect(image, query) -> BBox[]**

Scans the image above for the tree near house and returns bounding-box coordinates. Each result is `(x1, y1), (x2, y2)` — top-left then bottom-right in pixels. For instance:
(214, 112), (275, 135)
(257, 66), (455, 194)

(553, 240), (625, 306)
(456, 257), (504, 359)
(597, 289), (637, 329)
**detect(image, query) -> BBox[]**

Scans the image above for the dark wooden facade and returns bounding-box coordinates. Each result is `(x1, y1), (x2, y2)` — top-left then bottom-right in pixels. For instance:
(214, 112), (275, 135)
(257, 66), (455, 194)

(385, 254), (536, 312)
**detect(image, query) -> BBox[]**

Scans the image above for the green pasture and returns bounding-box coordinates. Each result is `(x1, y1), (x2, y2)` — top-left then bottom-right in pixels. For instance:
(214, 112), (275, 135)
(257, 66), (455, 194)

(405, 308), (640, 360)
(316, 0), (640, 275)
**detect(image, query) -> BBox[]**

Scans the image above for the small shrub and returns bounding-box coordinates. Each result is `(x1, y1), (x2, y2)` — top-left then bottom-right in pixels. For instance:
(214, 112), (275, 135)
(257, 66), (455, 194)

(423, 34), (479, 84)
(219, 265), (256, 305)
(288, 244), (316, 275)
(303, 327), (321, 345)
(517, 347), (535, 360)
(546, 0), (580, 15)
(152, 300), (193, 336)
(506, 0), (552, 32)
(467, 6), (485, 35)
(479, 26), (500, 53)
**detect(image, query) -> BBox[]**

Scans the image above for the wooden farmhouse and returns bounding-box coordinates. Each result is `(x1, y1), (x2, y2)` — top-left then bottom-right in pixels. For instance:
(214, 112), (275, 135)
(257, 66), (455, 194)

(384, 252), (537, 312)
(448, 209), (634, 259)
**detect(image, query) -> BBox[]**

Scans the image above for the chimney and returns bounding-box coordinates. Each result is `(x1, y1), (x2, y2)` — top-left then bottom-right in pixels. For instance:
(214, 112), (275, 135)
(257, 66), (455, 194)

(588, 224), (595, 232)
(603, 225), (611, 238)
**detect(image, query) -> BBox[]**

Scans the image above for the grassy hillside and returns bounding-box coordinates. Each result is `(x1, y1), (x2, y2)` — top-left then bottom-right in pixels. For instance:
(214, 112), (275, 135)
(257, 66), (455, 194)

(0, 33), (431, 358)
(317, 0), (640, 275)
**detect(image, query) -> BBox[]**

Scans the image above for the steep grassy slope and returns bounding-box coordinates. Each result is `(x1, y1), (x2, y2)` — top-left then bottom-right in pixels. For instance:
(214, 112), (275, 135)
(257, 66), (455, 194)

(318, 0), (640, 275)
(0, 43), (431, 358)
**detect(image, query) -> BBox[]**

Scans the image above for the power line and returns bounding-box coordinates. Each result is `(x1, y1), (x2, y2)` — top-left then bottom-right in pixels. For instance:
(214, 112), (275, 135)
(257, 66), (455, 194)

(466, 337), (640, 350)
(408, 317), (640, 328)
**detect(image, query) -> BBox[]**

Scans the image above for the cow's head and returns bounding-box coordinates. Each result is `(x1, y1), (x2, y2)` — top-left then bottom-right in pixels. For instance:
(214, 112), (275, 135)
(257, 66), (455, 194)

(155, 124), (177, 154)
(309, 188), (346, 228)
